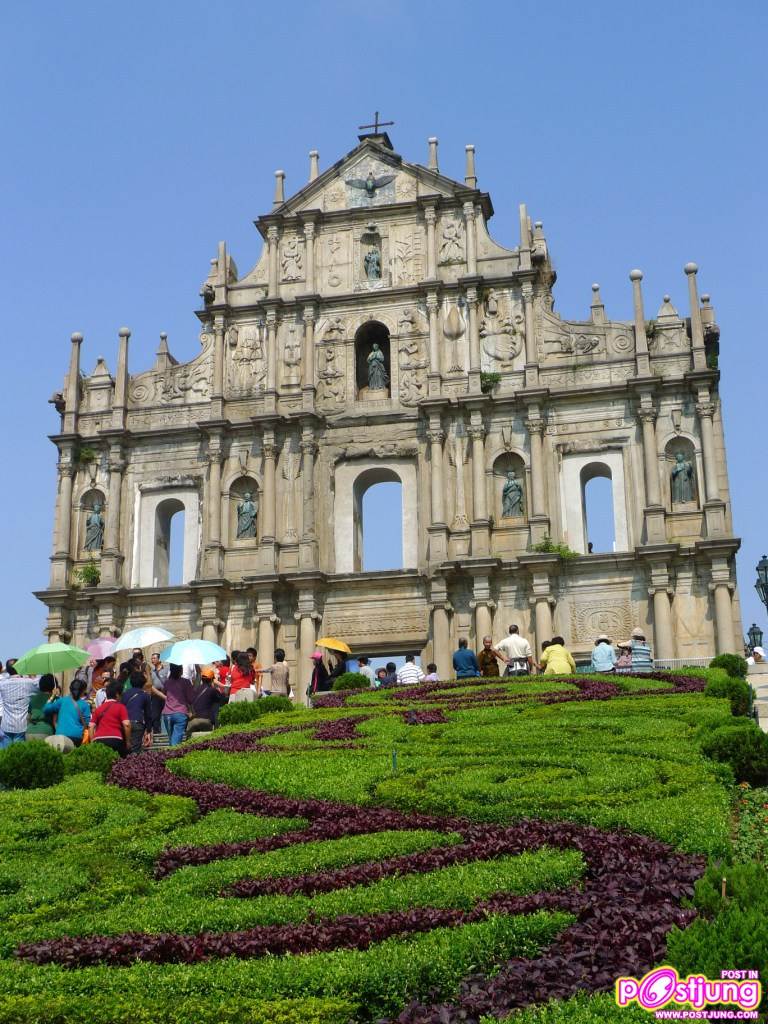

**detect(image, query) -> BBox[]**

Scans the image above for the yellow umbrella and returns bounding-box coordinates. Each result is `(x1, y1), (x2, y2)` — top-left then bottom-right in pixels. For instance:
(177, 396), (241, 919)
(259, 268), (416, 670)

(317, 636), (352, 655)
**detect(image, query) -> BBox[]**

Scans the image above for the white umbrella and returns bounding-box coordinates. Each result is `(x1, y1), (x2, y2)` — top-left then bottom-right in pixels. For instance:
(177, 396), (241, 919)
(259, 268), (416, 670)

(159, 639), (227, 665)
(113, 627), (175, 653)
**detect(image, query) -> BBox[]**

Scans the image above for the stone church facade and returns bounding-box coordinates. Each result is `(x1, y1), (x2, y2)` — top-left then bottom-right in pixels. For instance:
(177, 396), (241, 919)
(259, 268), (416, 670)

(39, 129), (741, 693)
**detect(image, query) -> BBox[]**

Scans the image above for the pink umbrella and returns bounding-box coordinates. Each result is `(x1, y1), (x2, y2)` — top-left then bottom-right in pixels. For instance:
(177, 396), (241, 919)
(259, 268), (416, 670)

(85, 638), (116, 660)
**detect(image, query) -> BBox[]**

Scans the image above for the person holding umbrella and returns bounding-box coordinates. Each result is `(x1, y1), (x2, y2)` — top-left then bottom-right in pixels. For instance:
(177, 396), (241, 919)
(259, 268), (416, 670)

(1, 641), (90, 747)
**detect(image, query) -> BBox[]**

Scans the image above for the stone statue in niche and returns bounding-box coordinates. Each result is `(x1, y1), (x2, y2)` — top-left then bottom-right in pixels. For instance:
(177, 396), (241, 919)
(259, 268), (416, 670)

(236, 492), (258, 539)
(367, 343), (388, 390)
(499, 470), (524, 518)
(671, 453), (696, 504)
(84, 502), (105, 551)
(364, 246), (381, 281)
(439, 220), (464, 263)
(281, 237), (303, 281)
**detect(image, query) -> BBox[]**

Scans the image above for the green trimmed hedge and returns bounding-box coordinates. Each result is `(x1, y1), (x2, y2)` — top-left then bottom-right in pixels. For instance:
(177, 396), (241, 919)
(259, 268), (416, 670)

(0, 742), (63, 790)
(709, 653), (748, 679)
(489, 992), (651, 1022)
(700, 723), (768, 785)
(332, 672), (370, 691)
(704, 672), (751, 715)
(63, 742), (118, 778)
(218, 695), (293, 726)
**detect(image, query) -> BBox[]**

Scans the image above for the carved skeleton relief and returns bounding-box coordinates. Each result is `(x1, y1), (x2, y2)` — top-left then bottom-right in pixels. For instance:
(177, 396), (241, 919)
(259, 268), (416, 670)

(280, 235), (304, 282)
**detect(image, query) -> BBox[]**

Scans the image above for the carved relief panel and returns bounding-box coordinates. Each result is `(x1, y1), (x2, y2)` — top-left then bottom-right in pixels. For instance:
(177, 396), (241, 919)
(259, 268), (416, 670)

(396, 305), (428, 406)
(319, 230), (351, 293)
(226, 321), (267, 397)
(479, 288), (525, 371)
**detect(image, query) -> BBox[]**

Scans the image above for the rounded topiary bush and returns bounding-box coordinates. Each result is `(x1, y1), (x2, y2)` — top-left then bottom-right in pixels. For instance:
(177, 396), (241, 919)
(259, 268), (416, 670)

(709, 653), (748, 679)
(63, 741), (119, 778)
(332, 672), (369, 691)
(0, 741), (64, 790)
(704, 673), (751, 716)
(219, 694), (293, 726)
(701, 723), (768, 786)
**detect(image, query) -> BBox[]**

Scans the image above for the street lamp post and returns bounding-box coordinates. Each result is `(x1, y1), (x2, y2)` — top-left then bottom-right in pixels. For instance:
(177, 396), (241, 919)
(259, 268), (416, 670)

(747, 623), (764, 653)
(756, 555), (768, 615)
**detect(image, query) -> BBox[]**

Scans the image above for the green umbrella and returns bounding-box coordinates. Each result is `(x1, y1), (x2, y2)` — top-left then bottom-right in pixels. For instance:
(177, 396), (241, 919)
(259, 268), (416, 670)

(13, 642), (90, 676)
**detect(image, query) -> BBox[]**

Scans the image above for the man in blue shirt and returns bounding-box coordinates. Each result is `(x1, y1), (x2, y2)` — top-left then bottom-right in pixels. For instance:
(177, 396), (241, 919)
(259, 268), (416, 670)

(452, 639), (480, 678)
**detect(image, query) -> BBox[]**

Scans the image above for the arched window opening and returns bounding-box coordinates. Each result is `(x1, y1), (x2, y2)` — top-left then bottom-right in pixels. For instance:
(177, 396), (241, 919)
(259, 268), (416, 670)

(581, 464), (615, 553)
(355, 320), (391, 397)
(154, 498), (185, 587)
(353, 468), (403, 572)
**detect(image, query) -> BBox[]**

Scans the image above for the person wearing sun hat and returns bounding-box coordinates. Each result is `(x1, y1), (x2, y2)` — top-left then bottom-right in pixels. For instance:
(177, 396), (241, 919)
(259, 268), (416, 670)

(590, 634), (617, 673)
(309, 651), (330, 696)
(186, 667), (228, 737)
(629, 627), (654, 674)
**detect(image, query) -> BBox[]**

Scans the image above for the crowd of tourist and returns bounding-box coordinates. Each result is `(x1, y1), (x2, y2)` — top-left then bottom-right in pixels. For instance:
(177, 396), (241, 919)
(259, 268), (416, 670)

(0, 626), (654, 753)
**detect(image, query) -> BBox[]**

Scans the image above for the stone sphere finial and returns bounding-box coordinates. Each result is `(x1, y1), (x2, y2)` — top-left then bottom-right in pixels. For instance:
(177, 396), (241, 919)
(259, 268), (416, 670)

(684, 262), (698, 275)
(70, 332), (83, 344)
(428, 136), (438, 143)
(629, 269), (643, 281)
(592, 283), (600, 292)
(534, 221), (543, 228)
(701, 293), (711, 303)
(663, 294), (671, 302)
(160, 331), (168, 341)
(465, 143), (475, 151)
(118, 326), (131, 338)
(275, 169), (285, 178)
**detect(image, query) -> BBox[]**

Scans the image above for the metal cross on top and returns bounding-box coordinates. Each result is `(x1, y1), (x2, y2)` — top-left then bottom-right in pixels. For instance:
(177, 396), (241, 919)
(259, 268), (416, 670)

(358, 111), (395, 134)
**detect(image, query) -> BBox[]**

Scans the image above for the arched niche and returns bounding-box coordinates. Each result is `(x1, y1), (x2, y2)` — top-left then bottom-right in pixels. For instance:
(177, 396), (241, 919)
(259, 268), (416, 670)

(355, 320), (391, 397)
(229, 475), (260, 544)
(352, 466), (402, 572)
(334, 458), (418, 573)
(492, 453), (527, 523)
(78, 488), (106, 557)
(665, 437), (699, 509)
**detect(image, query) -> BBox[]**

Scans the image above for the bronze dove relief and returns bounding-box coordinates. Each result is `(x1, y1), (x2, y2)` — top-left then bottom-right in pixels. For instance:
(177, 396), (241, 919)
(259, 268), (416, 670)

(344, 171), (396, 199)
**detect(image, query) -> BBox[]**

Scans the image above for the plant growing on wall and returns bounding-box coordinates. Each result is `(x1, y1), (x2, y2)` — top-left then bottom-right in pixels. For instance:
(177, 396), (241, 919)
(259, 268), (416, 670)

(479, 372), (501, 394)
(75, 446), (98, 464)
(73, 559), (101, 587)
(529, 535), (580, 560)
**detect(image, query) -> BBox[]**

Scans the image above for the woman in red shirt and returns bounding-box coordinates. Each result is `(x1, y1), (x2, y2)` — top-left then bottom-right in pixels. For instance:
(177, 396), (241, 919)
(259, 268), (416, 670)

(91, 679), (131, 756)
(228, 653), (255, 694)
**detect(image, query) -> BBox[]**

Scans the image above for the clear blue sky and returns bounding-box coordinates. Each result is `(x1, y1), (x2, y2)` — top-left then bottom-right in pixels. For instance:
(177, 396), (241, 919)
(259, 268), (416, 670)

(2, 0), (766, 654)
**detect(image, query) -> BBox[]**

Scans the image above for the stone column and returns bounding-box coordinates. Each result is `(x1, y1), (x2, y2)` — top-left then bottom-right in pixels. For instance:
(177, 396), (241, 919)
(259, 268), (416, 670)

(431, 604), (452, 681)
(638, 407), (662, 507)
(262, 434), (277, 543)
(712, 581), (735, 654)
(111, 327), (130, 430)
(525, 413), (549, 545)
(211, 315), (225, 419)
(294, 587), (321, 703)
(203, 433), (224, 578)
(100, 442), (126, 587)
(257, 590), (277, 669)
(533, 597), (553, 651)
(521, 283), (538, 388)
(629, 270), (651, 377)
(685, 263), (707, 370)
(428, 426), (446, 526)
(651, 587), (675, 660)
(304, 221), (316, 293)
(267, 225), (280, 298)
(466, 286), (481, 392)
(63, 333), (83, 434)
(302, 304), (316, 411)
(424, 204), (437, 279)
(469, 420), (489, 555)
(299, 433), (318, 569)
(637, 403), (665, 542)
(50, 444), (75, 586)
(426, 292), (441, 396)
(471, 573), (494, 646)
(265, 310), (278, 412)
(463, 202), (477, 276)
(697, 399), (720, 502)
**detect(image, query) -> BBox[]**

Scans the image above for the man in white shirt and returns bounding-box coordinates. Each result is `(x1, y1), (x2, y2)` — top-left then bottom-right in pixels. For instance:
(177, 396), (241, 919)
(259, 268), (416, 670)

(494, 625), (533, 676)
(396, 654), (425, 686)
(356, 656), (376, 687)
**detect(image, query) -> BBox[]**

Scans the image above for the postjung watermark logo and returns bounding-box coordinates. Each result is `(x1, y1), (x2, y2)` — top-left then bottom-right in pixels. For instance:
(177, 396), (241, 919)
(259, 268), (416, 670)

(616, 966), (761, 1018)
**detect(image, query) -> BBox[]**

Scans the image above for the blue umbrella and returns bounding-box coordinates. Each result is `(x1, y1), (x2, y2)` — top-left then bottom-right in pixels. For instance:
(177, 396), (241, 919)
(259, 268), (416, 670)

(159, 639), (227, 665)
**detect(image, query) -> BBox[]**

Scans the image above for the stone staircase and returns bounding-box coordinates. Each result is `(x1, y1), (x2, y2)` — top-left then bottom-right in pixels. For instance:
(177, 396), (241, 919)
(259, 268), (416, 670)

(150, 731), (170, 752)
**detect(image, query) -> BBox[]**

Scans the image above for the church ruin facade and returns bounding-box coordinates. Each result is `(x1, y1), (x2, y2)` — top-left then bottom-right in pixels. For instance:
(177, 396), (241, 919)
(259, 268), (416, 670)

(39, 128), (741, 692)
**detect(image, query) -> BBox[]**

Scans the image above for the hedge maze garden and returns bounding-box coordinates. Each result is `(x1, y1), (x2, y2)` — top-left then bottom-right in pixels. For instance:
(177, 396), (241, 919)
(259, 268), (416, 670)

(0, 667), (766, 1023)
